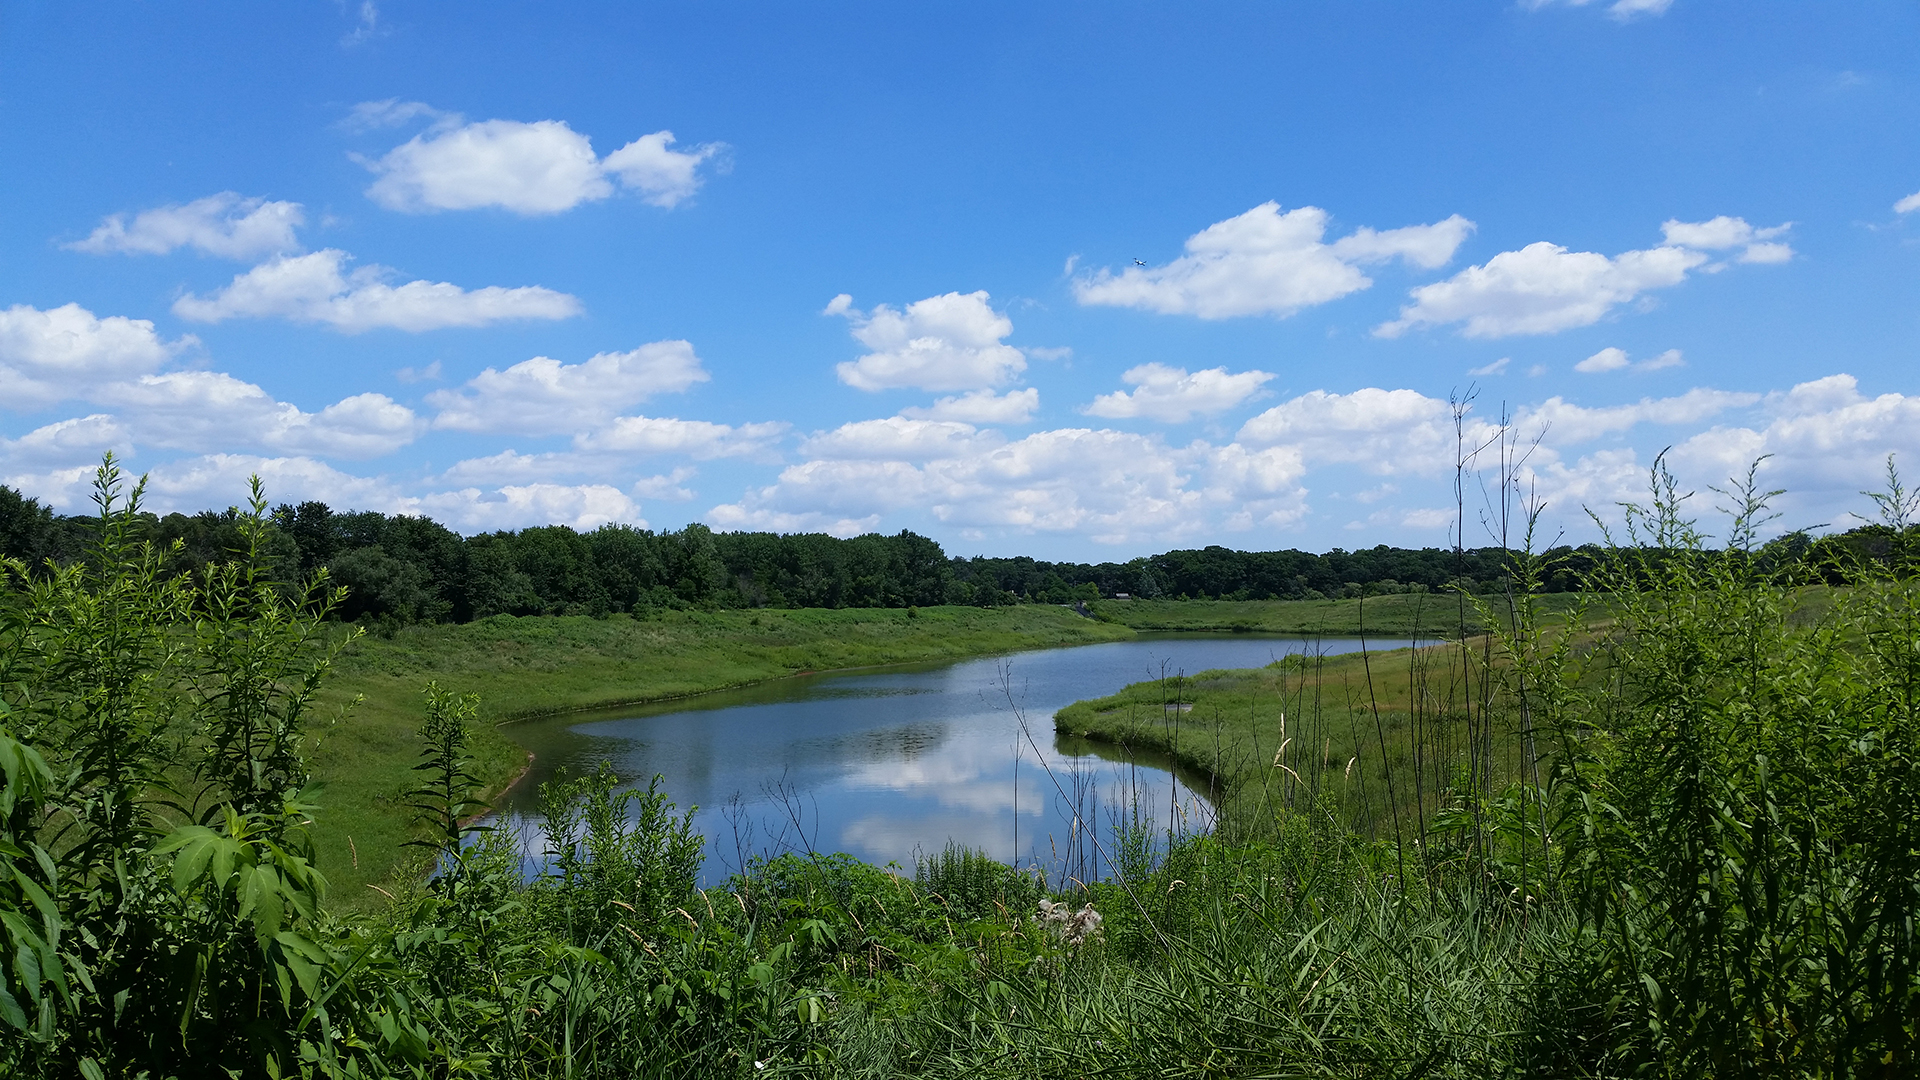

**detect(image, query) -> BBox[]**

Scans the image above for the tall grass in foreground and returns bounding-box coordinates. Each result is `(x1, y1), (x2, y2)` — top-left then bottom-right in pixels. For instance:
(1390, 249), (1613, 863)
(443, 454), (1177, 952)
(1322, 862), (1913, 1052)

(2, 453), (1916, 1077)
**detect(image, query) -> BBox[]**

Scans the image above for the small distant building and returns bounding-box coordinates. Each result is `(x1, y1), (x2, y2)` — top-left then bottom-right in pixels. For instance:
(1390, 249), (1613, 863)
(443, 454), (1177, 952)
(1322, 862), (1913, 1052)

(1111, 593), (1132, 600)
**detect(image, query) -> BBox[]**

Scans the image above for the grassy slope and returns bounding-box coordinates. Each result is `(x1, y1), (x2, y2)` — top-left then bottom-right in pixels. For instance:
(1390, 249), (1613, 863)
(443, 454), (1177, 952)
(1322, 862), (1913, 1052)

(1091, 594), (1486, 635)
(310, 605), (1134, 904)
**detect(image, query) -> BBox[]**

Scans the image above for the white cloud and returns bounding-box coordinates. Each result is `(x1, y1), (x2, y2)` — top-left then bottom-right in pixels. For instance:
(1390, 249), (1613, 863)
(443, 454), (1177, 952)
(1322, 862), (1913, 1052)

(1084, 363), (1274, 423)
(98, 372), (421, 458)
(1524, 0), (1673, 20)
(69, 192), (305, 260)
(601, 131), (726, 208)
(413, 484), (645, 532)
(438, 449), (597, 485)
(172, 249), (581, 332)
(1377, 240), (1706, 339)
(830, 291), (1028, 392)
(1238, 387), (1470, 476)
(1574, 347), (1631, 373)
(900, 388), (1040, 424)
(1660, 216), (1793, 265)
(1072, 203), (1473, 319)
(629, 468), (697, 501)
(800, 418), (1005, 461)
(360, 112), (723, 215)
(428, 342), (708, 435)
(1667, 375), (1920, 500)
(1895, 190), (1920, 215)
(0, 303), (191, 410)
(396, 360), (443, 384)
(342, 0), (383, 46)
(711, 423), (1310, 545)
(0, 414), (131, 466)
(2, 449), (648, 533)
(1235, 383), (1759, 481)
(575, 415), (788, 459)
(1379, 217), (1789, 339)
(1517, 387), (1759, 444)
(1574, 347), (1684, 374)
(341, 98), (452, 133)
(1468, 357), (1511, 376)
(131, 454), (412, 516)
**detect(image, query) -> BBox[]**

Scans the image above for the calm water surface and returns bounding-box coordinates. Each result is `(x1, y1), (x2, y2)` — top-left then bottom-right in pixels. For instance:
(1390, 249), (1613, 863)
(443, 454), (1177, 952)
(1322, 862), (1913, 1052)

(489, 635), (1404, 885)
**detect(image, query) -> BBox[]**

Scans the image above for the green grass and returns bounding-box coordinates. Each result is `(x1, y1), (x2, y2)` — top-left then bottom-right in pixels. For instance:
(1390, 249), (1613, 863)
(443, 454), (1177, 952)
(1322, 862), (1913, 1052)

(1090, 593), (1583, 635)
(310, 604), (1134, 905)
(1055, 637), (1534, 841)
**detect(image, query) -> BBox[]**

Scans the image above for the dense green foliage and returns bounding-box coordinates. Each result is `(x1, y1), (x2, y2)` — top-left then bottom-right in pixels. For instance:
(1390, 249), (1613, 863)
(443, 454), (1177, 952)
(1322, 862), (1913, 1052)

(1, 484), (1587, 632)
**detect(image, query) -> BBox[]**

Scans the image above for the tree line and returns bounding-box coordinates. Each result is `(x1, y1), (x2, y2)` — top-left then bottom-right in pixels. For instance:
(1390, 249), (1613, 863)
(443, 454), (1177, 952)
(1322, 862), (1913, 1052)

(0, 482), (1905, 627)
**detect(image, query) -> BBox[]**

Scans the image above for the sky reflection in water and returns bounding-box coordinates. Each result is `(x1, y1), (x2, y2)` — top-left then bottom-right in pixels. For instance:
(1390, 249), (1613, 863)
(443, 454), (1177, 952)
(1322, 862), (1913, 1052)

(489, 635), (1404, 886)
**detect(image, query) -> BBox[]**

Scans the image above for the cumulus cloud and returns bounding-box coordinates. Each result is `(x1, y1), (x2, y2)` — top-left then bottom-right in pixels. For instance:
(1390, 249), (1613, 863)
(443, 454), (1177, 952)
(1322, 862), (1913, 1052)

(1238, 388), (1469, 475)
(172, 249), (581, 332)
(1518, 387), (1760, 444)
(575, 416), (788, 459)
(95, 372), (421, 458)
(600, 131), (727, 208)
(1668, 375), (1920, 501)
(69, 193), (304, 260)
(358, 109), (724, 214)
(1574, 347), (1684, 374)
(900, 388), (1040, 425)
(0, 303), (191, 410)
(0, 414), (131, 466)
(800, 418), (1005, 462)
(1895, 190), (1920, 215)
(1072, 203), (1473, 319)
(1084, 363), (1274, 423)
(2, 448), (651, 533)
(1659, 216), (1793, 265)
(412, 483), (645, 532)
(1234, 383), (1760, 483)
(711, 423), (1310, 545)
(1380, 218), (1790, 339)
(830, 292), (1028, 392)
(1377, 241), (1705, 339)
(428, 342), (708, 435)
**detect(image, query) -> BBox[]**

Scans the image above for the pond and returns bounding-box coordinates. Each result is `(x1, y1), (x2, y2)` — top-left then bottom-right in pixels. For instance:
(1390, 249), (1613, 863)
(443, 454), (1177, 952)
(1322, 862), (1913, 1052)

(488, 634), (1406, 886)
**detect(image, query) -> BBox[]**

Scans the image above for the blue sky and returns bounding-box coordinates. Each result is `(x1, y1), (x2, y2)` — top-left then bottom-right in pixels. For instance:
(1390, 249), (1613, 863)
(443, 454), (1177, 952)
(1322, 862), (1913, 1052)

(3, 1), (1918, 558)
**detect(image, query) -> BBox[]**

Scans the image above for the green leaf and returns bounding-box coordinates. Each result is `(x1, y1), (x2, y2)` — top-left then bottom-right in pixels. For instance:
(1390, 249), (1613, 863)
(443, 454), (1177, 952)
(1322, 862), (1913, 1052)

(12, 943), (39, 1005)
(0, 980), (24, 1031)
(169, 834), (219, 895)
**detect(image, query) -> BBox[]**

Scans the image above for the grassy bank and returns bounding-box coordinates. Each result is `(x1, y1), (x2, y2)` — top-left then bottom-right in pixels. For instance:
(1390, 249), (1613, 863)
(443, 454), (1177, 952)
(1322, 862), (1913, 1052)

(1089, 591), (1584, 635)
(1056, 639), (1502, 837)
(311, 604), (1134, 903)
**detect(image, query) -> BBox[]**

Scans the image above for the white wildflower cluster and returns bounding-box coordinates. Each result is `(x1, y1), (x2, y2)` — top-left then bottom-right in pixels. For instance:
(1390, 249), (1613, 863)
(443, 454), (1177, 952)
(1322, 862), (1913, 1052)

(1035, 899), (1103, 946)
